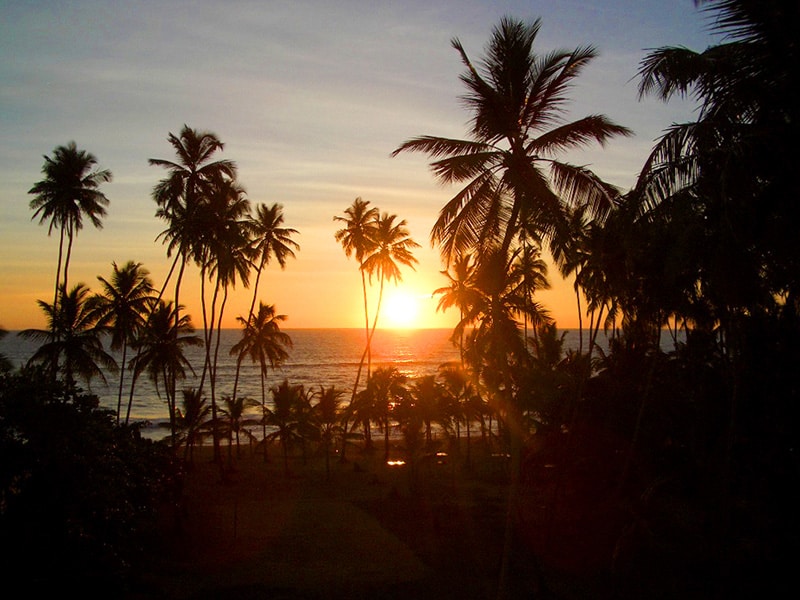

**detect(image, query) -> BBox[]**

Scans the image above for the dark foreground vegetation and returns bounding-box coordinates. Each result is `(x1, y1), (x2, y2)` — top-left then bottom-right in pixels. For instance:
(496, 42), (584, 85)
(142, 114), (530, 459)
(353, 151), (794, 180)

(3, 1), (799, 598)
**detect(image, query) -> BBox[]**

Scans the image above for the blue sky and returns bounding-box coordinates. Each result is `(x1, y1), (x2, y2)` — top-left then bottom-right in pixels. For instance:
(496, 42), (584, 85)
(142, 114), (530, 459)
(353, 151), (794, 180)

(0, 0), (714, 329)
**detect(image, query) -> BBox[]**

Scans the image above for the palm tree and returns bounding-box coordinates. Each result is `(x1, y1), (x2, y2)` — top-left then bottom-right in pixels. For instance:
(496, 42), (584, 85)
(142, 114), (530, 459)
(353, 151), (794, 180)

(175, 387), (210, 464)
(312, 385), (345, 480)
(92, 261), (155, 423)
(509, 241), (551, 343)
(392, 16), (631, 266)
(361, 212), (420, 355)
(149, 125), (237, 373)
(229, 202), (299, 403)
(266, 379), (306, 477)
(129, 300), (201, 443)
(365, 366), (408, 461)
(230, 302), (292, 461)
(245, 203), (300, 320)
(21, 283), (117, 388)
(195, 178), (252, 462)
(334, 197), (379, 402)
(433, 252), (480, 363)
(29, 142), (112, 327)
(220, 394), (248, 463)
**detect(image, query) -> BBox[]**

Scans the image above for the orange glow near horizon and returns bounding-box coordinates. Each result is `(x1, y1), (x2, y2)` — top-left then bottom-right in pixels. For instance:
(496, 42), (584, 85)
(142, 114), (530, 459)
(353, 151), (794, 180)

(381, 289), (422, 329)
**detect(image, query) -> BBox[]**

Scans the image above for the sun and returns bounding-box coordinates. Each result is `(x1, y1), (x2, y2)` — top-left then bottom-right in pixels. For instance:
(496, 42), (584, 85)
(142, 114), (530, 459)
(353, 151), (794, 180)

(383, 290), (421, 328)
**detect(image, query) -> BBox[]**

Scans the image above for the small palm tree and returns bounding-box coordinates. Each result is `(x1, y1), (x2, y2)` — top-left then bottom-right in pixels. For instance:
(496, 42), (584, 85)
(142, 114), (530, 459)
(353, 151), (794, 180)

(175, 387), (210, 464)
(365, 366), (408, 461)
(266, 379), (306, 477)
(220, 394), (249, 463)
(130, 300), (201, 443)
(230, 302), (292, 461)
(21, 283), (117, 388)
(92, 261), (155, 423)
(29, 142), (112, 328)
(312, 385), (345, 480)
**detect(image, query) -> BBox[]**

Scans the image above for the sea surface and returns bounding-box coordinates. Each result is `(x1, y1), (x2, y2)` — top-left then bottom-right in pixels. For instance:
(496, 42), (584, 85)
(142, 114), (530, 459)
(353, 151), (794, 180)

(0, 328), (679, 436)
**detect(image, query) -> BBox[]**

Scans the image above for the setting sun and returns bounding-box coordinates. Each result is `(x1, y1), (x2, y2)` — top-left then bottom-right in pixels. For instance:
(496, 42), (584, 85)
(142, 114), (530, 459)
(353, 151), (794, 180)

(383, 290), (421, 328)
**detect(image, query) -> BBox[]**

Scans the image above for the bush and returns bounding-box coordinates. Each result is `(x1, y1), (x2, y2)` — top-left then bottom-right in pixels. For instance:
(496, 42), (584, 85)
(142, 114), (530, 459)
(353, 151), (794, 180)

(0, 367), (181, 596)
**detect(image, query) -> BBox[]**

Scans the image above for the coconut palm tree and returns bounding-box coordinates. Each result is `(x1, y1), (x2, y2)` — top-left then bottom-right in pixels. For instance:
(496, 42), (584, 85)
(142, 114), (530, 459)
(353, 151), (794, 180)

(92, 261), (155, 423)
(312, 385), (345, 480)
(266, 379), (306, 477)
(230, 302), (292, 461)
(29, 142), (112, 328)
(334, 197), (379, 399)
(392, 16), (631, 267)
(361, 212), (420, 352)
(175, 387), (210, 464)
(220, 394), (248, 463)
(149, 125), (237, 369)
(433, 252), (480, 363)
(245, 203), (300, 320)
(229, 202), (299, 404)
(129, 300), (201, 443)
(21, 283), (117, 388)
(365, 366), (408, 461)
(194, 178), (252, 462)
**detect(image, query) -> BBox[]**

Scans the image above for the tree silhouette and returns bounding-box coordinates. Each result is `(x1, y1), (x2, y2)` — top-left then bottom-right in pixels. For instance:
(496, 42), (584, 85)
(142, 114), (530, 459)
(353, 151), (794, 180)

(230, 302), (292, 462)
(392, 17), (630, 266)
(21, 283), (117, 388)
(29, 142), (112, 331)
(92, 260), (155, 423)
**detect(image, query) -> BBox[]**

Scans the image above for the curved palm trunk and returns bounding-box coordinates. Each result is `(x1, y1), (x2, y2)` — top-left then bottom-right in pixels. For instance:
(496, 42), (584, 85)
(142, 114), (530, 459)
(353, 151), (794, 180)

(52, 226), (66, 338)
(231, 261), (265, 405)
(115, 341), (128, 424)
(125, 252), (181, 425)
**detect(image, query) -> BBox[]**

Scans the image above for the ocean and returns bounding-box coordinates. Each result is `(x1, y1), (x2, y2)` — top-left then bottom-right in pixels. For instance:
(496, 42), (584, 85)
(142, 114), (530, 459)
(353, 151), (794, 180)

(0, 327), (677, 437)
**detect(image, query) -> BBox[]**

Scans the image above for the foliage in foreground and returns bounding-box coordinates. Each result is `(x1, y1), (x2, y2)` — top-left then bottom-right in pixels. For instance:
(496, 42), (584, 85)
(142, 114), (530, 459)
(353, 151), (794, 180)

(0, 367), (180, 596)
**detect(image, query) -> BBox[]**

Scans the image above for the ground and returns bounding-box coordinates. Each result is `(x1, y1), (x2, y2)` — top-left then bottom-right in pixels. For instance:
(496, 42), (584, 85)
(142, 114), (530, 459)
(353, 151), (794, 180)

(130, 439), (556, 600)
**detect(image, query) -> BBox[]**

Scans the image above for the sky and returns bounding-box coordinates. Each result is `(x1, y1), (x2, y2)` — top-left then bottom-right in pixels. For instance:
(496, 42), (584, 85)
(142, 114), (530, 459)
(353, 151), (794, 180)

(0, 0), (714, 331)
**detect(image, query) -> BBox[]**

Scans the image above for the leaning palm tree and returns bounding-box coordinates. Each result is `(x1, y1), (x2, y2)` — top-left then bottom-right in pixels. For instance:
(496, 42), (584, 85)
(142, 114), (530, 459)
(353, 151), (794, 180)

(21, 283), (117, 388)
(334, 197), (379, 399)
(245, 203), (300, 321)
(29, 142), (112, 328)
(228, 202), (299, 410)
(392, 16), (631, 266)
(433, 252), (480, 363)
(230, 302), (292, 461)
(361, 212), (420, 356)
(92, 261), (155, 423)
(149, 125), (237, 373)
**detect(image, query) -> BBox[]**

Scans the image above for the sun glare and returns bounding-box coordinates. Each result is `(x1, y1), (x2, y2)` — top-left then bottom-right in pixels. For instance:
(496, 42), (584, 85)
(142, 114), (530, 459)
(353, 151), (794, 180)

(383, 290), (421, 328)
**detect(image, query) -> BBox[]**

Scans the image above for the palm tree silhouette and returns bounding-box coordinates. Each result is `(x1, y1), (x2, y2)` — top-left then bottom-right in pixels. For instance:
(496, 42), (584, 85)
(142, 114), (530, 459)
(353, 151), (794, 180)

(230, 302), (292, 462)
(130, 300), (201, 444)
(28, 142), (112, 331)
(21, 283), (117, 388)
(175, 387), (210, 464)
(312, 385), (345, 480)
(334, 198), (379, 398)
(434, 252), (479, 364)
(229, 202), (299, 404)
(365, 366), (408, 461)
(92, 261), (155, 423)
(361, 212), (420, 354)
(266, 379), (306, 477)
(392, 16), (630, 265)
